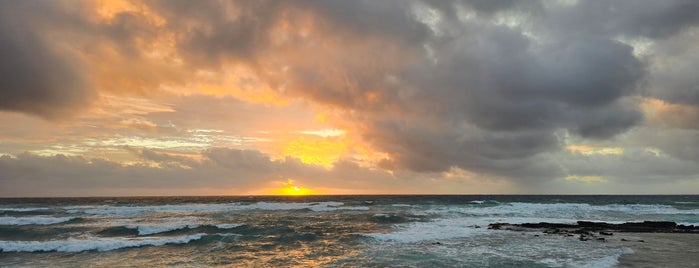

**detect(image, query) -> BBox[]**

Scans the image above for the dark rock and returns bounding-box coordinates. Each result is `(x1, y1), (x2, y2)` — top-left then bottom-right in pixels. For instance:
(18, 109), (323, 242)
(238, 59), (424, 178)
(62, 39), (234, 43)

(573, 229), (592, 235)
(577, 221), (612, 229)
(488, 223), (504, 230)
(619, 221), (676, 232)
(597, 237), (606, 242)
(522, 222), (578, 229)
(492, 220), (698, 234)
(621, 238), (629, 242)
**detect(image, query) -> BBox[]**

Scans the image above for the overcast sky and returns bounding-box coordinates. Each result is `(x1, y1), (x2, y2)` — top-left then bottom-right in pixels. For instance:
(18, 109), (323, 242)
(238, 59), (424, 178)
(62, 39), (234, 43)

(2, 0), (699, 196)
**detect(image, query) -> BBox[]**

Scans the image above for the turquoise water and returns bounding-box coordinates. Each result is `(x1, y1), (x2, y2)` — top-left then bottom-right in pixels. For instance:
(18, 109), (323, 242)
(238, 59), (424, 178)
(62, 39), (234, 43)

(1, 195), (698, 267)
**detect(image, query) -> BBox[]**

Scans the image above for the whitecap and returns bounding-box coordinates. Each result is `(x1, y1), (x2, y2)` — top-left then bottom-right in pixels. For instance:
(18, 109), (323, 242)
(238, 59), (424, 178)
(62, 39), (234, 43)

(0, 207), (49, 212)
(214, 223), (244, 229)
(0, 234), (205, 253)
(126, 224), (201, 235)
(568, 247), (634, 268)
(0, 216), (75, 226)
(364, 218), (490, 243)
(425, 202), (699, 223)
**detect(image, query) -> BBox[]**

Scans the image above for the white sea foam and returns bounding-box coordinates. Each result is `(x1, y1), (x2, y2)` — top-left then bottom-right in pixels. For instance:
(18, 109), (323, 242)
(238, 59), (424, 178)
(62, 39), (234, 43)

(424, 202), (699, 223)
(214, 223), (244, 229)
(0, 234), (205, 253)
(213, 233), (241, 237)
(365, 216), (578, 243)
(64, 204), (230, 216)
(0, 216), (75, 225)
(126, 224), (201, 235)
(570, 247), (634, 268)
(0, 207), (49, 212)
(365, 218), (489, 243)
(65, 201), (368, 216)
(126, 223), (246, 235)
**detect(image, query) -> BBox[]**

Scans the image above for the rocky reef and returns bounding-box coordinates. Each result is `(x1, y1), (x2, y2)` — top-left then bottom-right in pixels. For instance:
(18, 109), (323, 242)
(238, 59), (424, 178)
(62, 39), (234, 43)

(488, 221), (698, 241)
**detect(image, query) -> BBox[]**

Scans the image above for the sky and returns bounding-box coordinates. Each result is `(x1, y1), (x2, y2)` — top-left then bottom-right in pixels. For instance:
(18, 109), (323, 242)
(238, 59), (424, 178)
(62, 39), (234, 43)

(2, 0), (699, 196)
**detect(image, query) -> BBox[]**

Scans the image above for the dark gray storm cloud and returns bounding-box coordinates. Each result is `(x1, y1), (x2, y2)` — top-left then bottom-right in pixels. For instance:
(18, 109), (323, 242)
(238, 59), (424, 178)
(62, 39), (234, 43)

(0, 0), (179, 118)
(0, 1), (91, 118)
(561, 147), (699, 182)
(549, 0), (699, 39)
(311, 2), (648, 179)
(643, 28), (699, 109)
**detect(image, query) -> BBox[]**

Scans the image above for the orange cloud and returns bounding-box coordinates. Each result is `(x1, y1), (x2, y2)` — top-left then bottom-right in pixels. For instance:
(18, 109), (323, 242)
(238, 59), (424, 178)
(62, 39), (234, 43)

(641, 97), (699, 129)
(282, 137), (348, 168)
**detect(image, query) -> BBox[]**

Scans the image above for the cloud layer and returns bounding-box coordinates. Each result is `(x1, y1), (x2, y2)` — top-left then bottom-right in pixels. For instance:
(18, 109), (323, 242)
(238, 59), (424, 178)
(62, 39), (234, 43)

(1, 0), (699, 195)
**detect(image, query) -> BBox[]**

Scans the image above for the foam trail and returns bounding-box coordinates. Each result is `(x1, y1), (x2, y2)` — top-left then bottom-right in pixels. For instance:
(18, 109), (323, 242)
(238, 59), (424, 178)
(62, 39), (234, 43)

(365, 218), (489, 243)
(0, 216), (74, 225)
(571, 248), (635, 268)
(215, 224), (244, 229)
(127, 225), (201, 235)
(0, 234), (205, 253)
(0, 208), (49, 212)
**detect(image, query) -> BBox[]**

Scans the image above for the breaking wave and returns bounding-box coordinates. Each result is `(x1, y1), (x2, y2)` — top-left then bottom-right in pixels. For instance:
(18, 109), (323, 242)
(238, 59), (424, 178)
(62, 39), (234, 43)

(0, 234), (206, 253)
(96, 223), (246, 236)
(0, 216), (76, 226)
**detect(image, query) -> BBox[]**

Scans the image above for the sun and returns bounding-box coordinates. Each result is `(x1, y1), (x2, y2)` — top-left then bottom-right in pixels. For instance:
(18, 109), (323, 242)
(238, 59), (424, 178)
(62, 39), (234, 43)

(269, 179), (315, 196)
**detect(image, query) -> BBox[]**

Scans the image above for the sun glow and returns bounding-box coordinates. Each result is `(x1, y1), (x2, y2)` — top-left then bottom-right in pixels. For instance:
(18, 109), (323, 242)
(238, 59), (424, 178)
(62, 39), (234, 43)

(270, 180), (315, 196)
(282, 137), (348, 167)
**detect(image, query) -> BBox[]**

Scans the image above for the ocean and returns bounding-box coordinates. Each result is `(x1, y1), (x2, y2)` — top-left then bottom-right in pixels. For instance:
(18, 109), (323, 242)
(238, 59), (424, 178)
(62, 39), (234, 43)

(1, 195), (698, 267)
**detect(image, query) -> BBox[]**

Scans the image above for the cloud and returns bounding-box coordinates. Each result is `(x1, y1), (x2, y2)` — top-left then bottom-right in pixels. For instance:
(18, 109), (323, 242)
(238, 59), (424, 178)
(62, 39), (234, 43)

(643, 28), (699, 108)
(550, 0), (699, 39)
(0, 149), (307, 196)
(561, 147), (699, 182)
(0, 1), (92, 118)
(277, 3), (646, 179)
(0, 148), (416, 196)
(2, 0), (699, 194)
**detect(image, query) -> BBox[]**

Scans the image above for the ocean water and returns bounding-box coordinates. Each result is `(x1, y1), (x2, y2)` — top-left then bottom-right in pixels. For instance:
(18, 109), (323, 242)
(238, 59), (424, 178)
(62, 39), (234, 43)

(0, 195), (698, 267)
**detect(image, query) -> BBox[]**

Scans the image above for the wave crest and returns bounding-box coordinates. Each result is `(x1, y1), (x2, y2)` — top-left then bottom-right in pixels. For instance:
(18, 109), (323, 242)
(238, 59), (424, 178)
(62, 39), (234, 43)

(0, 234), (205, 253)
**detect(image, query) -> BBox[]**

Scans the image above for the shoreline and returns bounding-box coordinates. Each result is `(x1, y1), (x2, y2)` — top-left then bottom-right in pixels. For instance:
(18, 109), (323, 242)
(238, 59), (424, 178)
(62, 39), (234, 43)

(613, 232), (699, 268)
(488, 221), (699, 267)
